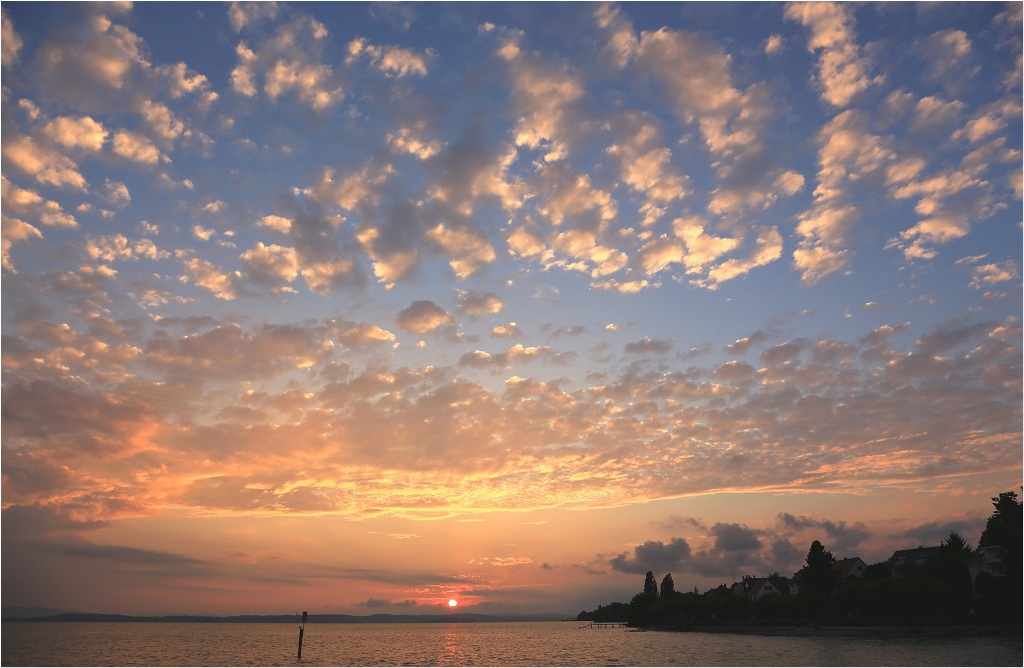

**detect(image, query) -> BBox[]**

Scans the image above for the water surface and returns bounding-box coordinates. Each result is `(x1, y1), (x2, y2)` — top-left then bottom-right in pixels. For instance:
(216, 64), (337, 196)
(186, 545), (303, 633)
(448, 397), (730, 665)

(2, 621), (1020, 666)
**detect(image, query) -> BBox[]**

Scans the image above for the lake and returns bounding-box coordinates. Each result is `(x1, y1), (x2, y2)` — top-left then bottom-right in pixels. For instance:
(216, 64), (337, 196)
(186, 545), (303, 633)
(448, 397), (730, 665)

(2, 621), (1020, 666)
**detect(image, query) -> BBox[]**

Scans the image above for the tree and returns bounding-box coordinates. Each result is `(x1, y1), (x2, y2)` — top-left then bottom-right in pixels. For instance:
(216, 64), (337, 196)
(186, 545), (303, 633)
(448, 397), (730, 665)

(938, 531), (974, 601)
(941, 531), (973, 557)
(978, 490), (1022, 591)
(628, 572), (662, 626)
(978, 491), (1022, 552)
(803, 540), (839, 592)
(660, 573), (676, 599)
(643, 571), (658, 599)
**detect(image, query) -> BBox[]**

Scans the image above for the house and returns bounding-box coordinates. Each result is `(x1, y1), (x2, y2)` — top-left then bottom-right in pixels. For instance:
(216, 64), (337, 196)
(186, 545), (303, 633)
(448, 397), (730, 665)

(731, 576), (792, 599)
(888, 546), (942, 578)
(966, 545), (1003, 595)
(790, 556), (866, 593)
(832, 557), (867, 581)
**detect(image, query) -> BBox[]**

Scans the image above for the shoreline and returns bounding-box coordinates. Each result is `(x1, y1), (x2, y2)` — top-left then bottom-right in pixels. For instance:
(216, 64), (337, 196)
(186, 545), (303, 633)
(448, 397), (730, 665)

(650, 623), (1021, 638)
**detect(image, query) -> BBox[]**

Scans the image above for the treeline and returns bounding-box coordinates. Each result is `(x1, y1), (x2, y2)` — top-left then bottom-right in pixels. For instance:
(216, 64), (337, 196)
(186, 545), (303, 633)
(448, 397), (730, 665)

(579, 491), (1022, 628)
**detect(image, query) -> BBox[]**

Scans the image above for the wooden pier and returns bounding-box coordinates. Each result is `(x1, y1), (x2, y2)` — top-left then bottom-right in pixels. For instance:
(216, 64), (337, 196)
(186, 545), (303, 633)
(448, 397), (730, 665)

(579, 621), (629, 629)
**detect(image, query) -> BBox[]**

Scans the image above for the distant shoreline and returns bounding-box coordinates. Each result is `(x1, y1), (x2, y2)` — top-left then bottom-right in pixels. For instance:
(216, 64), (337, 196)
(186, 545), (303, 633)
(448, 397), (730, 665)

(651, 623), (1021, 638)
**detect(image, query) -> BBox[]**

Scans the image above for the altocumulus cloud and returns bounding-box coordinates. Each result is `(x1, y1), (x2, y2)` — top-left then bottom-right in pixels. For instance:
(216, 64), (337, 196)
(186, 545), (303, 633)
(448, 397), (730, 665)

(395, 300), (456, 334)
(0, 1), (1019, 616)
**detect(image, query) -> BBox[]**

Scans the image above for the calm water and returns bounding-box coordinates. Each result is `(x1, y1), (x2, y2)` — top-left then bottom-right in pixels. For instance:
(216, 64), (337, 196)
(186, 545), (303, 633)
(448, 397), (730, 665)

(2, 621), (1020, 667)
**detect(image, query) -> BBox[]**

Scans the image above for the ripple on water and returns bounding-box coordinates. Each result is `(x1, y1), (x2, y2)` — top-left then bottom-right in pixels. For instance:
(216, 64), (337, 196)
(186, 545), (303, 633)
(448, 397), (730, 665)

(1, 621), (1021, 667)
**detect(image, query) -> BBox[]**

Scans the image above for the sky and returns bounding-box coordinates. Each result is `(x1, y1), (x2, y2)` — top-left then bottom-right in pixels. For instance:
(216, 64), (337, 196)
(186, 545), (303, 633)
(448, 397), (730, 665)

(1, 1), (1021, 618)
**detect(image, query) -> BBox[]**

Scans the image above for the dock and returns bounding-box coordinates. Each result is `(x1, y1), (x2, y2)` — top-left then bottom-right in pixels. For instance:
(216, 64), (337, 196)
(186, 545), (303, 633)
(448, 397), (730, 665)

(579, 621), (629, 629)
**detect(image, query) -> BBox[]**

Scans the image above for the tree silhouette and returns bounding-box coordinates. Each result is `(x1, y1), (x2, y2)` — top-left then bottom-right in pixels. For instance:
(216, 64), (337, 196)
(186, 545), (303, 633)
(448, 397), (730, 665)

(940, 532), (973, 558)
(578, 489), (1020, 629)
(978, 490), (1022, 591)
(938, 531), (974, 600)
(803, 540), (839, 592)
(660, 573), (676, 599)
(643, 571), (658, 598)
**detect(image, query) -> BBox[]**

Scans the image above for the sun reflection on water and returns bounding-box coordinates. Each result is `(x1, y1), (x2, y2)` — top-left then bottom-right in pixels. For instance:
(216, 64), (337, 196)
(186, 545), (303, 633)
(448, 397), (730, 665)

(439, 624), (468, 666)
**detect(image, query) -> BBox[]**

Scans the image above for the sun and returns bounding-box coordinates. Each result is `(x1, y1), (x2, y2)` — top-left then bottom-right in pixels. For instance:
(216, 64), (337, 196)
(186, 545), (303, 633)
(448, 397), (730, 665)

(448, 599), (458, 608)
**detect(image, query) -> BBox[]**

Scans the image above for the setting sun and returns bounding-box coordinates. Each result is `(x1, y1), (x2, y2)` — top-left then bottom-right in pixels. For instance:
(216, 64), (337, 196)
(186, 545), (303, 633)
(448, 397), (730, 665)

(448, 599), (458, 608)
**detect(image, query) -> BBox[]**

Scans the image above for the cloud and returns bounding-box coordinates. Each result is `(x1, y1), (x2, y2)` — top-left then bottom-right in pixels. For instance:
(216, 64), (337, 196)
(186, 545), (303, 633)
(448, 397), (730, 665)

(635, 237), (684, 277)
(335, 322), (397, 347)
(961, 258), (1020, 290)
(426, 126), (522, 217)
(230, 10), (341, 110)
(760, 340), (806, 366)
(458, 344), (571, 370)
(347, 38), (431, 78)
(594, 4), (637, 69)
(140, 100), (187, 146)
(1, 503), (109, 537)
(672, 217), (741, 275)
(911, 95), (966, 134)
(2, 9), (23, 67)
(273, 190), (368, 293)
(624, 337), (673, 355)
(491, 323), (522, 338)
(395, 300), (456, 334)
(30, 4), (149, 111)
(900, 518), (983, 547)
(544, 325), (585, 339)
(2, 375), (160, 462)
(2, 177), (79, 230)
(916, 29), (977, 93)
(40, 116), (109, 152)
(610, 538), (692, 574)
(3, 133), (88, 190)
(792, 109), (895, 283)
(86, 234), (167, 262)
(777, 513), (869, 549)
(714, 360), (758, 384)
(885, 165), (993, 261)
(0, 7), (1019, 605)
(705, 227), (783, 286)
(534, 162), (617, 229)
(500, 34), (585, 161)
(34, 540), (210, 570)
(177, 254), (243, 300)
(228, 2), (279, 32)
(144, 322), (334, 380)
(764, 34), (785, 55)
(913, 320), (997, 356)
(467, 556), (533, 567)
(724, 330), (771, 356)
(1, 306), (1018, 526)
(259, 214), (293, 234)
(634, 28), (743, 138)
(240, 242), (300, 290)
(456, 291), (504, 316)
(111, 130), (163, 164)
(387, 125), (443, 160)
(784, 2), (881, 107)
(605, 112), (689, 218)
(711, 523), (763, 552)
(426, 223), (496, 279)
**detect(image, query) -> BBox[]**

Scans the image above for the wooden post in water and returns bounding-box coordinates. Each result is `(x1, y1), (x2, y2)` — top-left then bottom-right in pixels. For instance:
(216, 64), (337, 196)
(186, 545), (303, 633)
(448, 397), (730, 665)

(297, 610), (307, 660)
